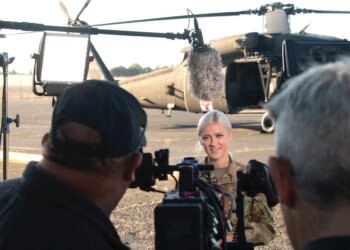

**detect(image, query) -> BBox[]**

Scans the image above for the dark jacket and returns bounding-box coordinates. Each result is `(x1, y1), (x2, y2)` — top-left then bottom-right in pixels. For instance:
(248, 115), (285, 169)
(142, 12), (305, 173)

(0, 162), (129, 250)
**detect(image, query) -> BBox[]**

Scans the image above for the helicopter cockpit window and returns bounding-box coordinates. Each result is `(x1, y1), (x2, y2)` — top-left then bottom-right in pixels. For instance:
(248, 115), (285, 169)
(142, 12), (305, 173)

(282, 39), (350, 77)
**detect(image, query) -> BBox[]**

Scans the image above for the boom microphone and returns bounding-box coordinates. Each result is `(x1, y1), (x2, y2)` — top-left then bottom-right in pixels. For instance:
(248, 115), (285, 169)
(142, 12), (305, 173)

(188, 18), (224, 101)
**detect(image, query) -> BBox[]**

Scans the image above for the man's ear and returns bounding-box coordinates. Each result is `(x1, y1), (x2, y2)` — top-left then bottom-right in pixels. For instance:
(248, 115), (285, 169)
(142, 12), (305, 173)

(41, 133), (50, 146)
(122, 152), (143, 182)
(268, 156), (296, 208)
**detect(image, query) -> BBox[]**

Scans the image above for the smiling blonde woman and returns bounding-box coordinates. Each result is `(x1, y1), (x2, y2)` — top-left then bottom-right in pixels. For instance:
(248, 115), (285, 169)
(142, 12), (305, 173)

(196, 110), (276, 246)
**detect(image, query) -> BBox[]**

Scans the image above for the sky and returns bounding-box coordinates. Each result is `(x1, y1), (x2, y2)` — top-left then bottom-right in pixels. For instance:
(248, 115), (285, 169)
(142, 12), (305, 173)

(1, 0), (350, 73)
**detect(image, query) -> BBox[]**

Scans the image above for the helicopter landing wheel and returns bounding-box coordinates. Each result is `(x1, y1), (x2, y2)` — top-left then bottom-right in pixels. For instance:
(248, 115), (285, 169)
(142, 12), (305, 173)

(261, 111), (275, 133)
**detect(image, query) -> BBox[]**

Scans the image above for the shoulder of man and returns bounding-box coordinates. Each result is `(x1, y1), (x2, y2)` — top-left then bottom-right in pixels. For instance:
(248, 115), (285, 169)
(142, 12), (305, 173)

(0, 178), (22, 194)
(0, 177), (23, 214)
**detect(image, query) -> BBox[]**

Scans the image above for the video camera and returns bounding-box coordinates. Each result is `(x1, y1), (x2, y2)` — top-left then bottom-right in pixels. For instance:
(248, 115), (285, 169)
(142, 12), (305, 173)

(129, 149), (278, 250)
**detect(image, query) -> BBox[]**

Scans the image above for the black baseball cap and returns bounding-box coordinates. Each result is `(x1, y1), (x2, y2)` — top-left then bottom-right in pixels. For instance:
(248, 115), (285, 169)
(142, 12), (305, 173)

(49, 80), (147, 158)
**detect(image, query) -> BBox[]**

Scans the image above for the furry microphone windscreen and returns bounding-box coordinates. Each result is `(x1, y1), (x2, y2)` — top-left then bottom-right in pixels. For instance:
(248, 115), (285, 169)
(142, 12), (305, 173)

(188, 46), (224, 101)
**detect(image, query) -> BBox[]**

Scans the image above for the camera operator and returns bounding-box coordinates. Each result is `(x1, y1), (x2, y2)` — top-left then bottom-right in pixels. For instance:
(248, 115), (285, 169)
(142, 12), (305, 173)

(266, 58), (350, 250)
(196, 110), (276, 246)
(0, 80), (147, 249)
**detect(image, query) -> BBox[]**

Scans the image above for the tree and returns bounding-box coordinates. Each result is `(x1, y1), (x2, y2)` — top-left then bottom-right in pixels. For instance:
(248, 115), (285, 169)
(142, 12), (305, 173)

(143, 67), (153, 73)
(110, 66), (128, 77)
(110, 64), (155, 77)
(128, 63), (143, 76)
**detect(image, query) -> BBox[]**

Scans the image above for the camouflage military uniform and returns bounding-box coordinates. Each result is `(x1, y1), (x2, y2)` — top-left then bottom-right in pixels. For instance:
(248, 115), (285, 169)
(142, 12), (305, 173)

(199, 157), (276, 245)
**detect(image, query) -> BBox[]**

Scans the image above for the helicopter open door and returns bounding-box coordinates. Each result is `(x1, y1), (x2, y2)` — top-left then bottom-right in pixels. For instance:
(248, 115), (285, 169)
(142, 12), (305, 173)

(225, 59), (270, 113)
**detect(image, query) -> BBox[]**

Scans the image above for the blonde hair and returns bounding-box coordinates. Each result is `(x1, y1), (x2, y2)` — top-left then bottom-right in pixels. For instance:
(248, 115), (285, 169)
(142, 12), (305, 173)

(195, 110), (232, 152)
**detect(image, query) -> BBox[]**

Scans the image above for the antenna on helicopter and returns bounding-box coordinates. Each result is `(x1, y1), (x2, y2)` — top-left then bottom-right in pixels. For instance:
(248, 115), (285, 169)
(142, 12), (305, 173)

(299, 24), (310, 35)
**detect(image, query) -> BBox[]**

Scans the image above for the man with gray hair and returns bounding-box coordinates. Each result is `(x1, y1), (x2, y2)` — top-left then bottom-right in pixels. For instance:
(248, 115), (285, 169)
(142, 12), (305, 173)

(266, 58), (350, 250)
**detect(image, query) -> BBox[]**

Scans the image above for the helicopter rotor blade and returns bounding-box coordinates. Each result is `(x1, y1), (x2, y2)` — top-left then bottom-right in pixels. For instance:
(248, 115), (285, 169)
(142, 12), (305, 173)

(294, 9), (350, 15)
(87, 0), (350, 28)
(75, 0), (91, 21)
(89, 9), (258, 27)
(58, 0), (71, 21)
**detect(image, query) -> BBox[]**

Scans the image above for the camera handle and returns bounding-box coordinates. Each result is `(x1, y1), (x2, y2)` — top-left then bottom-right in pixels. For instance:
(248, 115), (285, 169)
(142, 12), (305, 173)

(226, 170), (254, 250)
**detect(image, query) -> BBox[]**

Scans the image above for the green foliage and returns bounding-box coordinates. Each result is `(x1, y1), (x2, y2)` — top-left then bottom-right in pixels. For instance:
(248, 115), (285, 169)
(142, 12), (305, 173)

(110, 66), (128, 76)
(110, 63), (156, 77)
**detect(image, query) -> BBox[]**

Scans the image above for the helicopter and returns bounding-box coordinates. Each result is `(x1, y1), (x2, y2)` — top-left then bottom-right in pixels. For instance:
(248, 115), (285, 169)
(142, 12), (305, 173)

(111, 2), (350, 133)
(2, 1), (350, 133)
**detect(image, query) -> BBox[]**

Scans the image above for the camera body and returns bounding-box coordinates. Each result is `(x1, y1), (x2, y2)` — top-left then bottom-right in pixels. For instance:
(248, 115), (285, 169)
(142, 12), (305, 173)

(155, 191), (210, 250)
(154, 157), (220, 250)
(129, 150), (278, 250)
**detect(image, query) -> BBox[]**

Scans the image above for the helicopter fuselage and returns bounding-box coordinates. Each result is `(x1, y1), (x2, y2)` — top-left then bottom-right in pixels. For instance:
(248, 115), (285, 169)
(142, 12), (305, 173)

(120, 32), (348, 121)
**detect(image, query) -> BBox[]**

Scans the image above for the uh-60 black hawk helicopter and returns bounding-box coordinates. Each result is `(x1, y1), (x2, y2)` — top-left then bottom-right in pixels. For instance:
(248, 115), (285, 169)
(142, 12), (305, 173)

(2, 1), (350, 133)
(116, 2), (350, 133)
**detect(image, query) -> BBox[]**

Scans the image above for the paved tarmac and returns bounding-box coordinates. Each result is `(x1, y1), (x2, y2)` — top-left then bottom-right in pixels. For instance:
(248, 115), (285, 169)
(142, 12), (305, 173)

(1, 75), (275, 180)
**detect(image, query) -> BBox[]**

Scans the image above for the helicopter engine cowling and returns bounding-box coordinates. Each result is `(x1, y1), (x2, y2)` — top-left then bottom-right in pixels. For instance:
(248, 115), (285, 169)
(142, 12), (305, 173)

(209, 33), (259, 60)
(265, 9), (291, 34)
